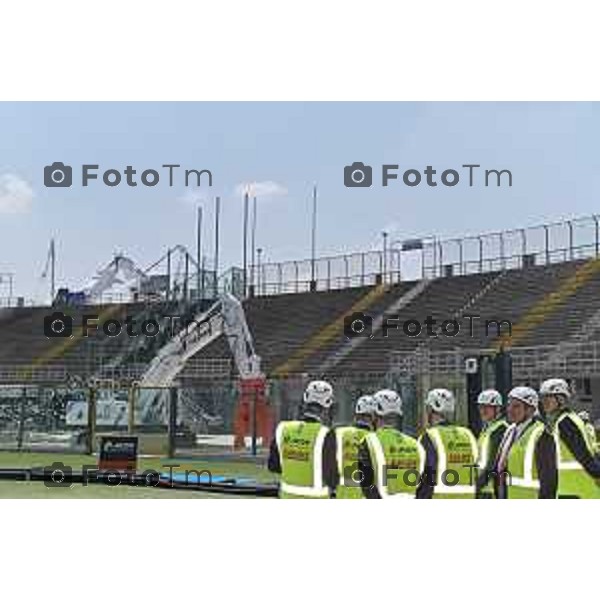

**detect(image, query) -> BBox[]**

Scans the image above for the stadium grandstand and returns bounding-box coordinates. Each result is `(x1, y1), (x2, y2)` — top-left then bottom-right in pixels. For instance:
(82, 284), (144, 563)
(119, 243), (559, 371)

(1, 213), (600, 462)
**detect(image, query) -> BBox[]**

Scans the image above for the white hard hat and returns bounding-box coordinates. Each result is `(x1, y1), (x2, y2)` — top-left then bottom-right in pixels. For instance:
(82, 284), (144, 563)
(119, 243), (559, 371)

(303, 380), (334, 408)
(508, 386), (539, 409)
(539, 378), (571, 399)
(355, 395), (376, 416)
(477, 389), (503, 407)
(373, 389), (403, 416)
(578, 410), (590, 423)
(424, 388), (456, 415)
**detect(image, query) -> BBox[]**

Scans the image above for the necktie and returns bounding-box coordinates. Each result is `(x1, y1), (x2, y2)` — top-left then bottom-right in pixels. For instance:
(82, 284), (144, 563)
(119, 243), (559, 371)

(496, 424), (517, 476)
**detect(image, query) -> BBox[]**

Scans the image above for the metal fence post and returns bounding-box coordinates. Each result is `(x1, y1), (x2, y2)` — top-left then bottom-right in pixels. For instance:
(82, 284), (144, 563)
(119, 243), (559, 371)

(17, 386), (26, 451)
(128, 385), (136, 434)
(251, 384), (258, 456)
(87, 386), (96, 455)
(168, 387), (177, 459)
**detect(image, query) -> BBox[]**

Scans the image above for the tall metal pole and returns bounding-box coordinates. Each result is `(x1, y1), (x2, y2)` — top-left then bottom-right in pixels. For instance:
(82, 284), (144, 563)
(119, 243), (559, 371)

(243, 192), (249, 298)
(50, 238), (56, 301)
(196, 206), (202, 300)
(311, 184), (317, 289)
(201, 255), (206, 300)
(184, 252), (189, 301)
(251, 196), (257, 289)
(568, 220), (574, 260)
(166, 248), (171, 303)
(382, 231), (388, 284)
(257, 248), (263, 295)
(214, 196), (221, 297)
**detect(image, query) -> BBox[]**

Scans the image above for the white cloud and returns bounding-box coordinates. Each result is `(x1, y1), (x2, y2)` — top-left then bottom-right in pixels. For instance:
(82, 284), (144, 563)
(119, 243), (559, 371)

(0, 173), (33, 214)
(234, 180), (288, 199)
(178, 189), (209, 207)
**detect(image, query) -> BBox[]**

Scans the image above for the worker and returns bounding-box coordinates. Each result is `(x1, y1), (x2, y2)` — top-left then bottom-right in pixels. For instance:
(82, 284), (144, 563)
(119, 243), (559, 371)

(577, 411), (598, 451)
(416, 388), (479, 499)
(335, 394), (377, 499)
(494, 386), (557, 499)
(476, 389), (509, 498)
(359, 389), (425, 499)
(539, 378), (600, 498)
(268, 380), (337, 498)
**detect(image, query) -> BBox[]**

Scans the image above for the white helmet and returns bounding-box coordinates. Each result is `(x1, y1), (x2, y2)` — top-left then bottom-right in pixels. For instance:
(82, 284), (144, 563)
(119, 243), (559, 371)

(373, 389), (403, 416)
(508, 386), (539, 408)
(477, 389), (503, 407)
(578, 410), (590, 423)
(424, 388), (456, 415)
(539, 378), (571, 399)
(355, 395), (376, 416)
(303, 380), (334, 408)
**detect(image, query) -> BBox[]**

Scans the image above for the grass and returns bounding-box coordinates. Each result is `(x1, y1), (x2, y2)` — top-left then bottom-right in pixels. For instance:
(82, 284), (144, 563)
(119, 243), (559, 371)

(0, 451), (277, 499)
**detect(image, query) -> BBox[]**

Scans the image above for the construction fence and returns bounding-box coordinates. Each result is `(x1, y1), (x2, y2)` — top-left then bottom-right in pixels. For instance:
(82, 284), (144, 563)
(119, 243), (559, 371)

(0, 374), (430, 456)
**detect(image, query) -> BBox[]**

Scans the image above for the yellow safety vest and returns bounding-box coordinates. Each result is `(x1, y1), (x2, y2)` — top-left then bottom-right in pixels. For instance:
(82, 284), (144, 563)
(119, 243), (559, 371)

(554, 412), (600, 499)
(422, 425), (478, 498)
(335, 425), (372, 499)
(503, 421), (547, 499)
(275, 420), (331, 498)
(365, 427), (425, 499)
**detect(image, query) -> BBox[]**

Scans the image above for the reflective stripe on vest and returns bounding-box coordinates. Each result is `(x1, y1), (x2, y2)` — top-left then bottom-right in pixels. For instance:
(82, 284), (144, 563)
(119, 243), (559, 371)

(276, 421), (330, 498)
(365, 432), (424, 499)
(427, 427), (478, 496)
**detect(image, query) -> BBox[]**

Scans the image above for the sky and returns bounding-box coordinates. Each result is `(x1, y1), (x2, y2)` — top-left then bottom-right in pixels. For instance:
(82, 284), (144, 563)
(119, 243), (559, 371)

(0, 101), (599, 302)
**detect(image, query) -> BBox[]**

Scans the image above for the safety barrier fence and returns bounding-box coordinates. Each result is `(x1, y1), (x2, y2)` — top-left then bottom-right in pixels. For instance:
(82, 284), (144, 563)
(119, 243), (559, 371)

(0, 374), (420, 455)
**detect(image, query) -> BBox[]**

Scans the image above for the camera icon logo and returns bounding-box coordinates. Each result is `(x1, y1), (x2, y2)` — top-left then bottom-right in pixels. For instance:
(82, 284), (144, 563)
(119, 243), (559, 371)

(44, 162), (73, 187)
(344, 162), (372, 187)
(343, 462), (365, 487)
(344, 311), (373, 339)
(44, 462), (73, 488)
(44, 311), (73, 338)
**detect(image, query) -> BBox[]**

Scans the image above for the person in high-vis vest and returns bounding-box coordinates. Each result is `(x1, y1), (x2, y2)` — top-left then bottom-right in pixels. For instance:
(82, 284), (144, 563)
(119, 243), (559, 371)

(358, 389), (425, 499)
(539, 378), (600, 499)
(416, 388), (479, 499)
(335, 394), (377, 499)
(578, 411), (599, 452)
(268, 380), (338, 498)
(475, 389), (508, 498)
(494, 386), (557, 499)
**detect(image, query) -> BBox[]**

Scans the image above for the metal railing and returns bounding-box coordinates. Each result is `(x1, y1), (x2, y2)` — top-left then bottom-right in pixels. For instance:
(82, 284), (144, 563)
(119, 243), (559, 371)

(389, 341), (600, 378)
(420, 214), (600, 279)
(247, 249), (402, 296)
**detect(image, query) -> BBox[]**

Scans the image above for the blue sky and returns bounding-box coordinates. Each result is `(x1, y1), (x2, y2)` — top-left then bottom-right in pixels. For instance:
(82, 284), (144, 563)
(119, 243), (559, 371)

(0, 102), (599, 301)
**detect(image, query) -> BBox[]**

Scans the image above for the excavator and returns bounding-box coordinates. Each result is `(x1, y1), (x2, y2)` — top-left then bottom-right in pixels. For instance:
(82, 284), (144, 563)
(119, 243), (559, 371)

(136, 292), (270, 448)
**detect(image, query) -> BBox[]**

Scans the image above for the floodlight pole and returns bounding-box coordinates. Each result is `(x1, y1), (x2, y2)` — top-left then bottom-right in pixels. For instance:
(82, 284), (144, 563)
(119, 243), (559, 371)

(243, 192), (249, 298)
(196, 205), (202, 300)
(311, 184), (317, 290)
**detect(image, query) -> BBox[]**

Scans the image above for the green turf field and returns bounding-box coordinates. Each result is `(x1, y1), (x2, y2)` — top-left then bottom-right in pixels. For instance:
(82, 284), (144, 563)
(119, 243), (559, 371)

(0, 451), (277, 498)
